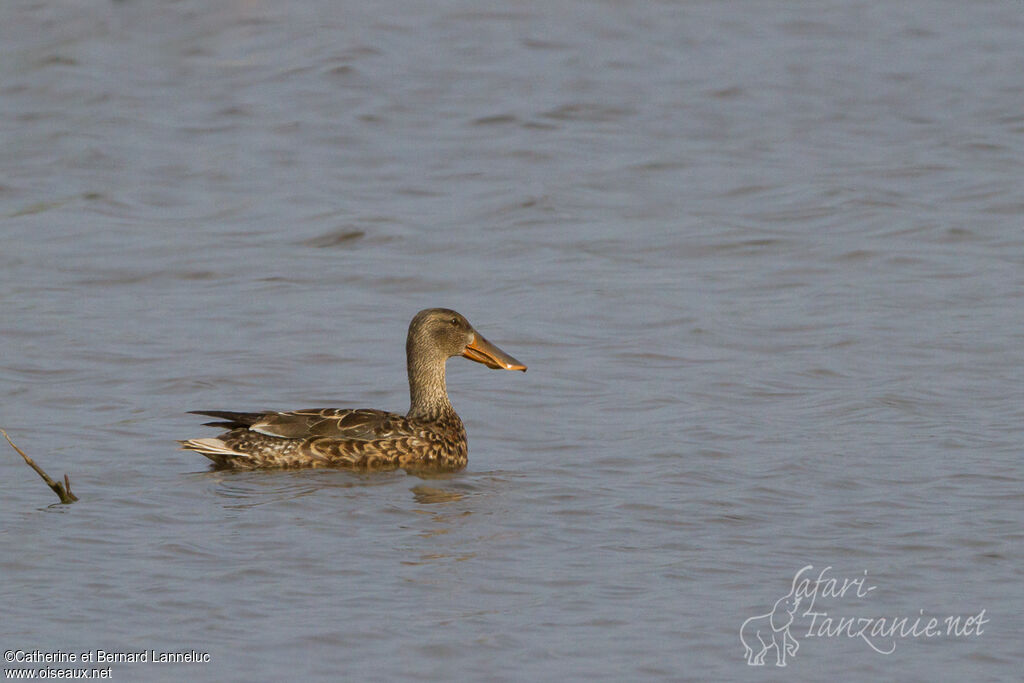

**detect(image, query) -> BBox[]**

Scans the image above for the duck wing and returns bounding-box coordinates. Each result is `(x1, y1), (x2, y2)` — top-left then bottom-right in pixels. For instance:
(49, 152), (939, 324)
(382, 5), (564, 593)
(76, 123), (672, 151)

(194, 408), (413, 441)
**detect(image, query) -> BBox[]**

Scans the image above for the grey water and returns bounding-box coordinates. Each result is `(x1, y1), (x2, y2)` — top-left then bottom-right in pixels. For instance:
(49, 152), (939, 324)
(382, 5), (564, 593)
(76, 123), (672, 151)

(1, 0), (1022, 680)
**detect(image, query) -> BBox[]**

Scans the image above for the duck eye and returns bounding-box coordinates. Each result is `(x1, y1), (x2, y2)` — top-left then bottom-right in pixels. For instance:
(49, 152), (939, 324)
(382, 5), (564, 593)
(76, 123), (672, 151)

(450, 318), (459, 326)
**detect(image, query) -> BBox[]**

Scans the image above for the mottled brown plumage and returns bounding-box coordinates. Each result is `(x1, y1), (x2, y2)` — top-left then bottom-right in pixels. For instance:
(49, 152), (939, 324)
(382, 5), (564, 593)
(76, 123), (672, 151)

(180, 308), (525, 471)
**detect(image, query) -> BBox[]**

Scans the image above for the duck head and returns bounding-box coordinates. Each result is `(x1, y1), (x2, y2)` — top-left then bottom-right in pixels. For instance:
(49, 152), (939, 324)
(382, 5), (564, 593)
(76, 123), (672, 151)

(408, 308), (526, 372)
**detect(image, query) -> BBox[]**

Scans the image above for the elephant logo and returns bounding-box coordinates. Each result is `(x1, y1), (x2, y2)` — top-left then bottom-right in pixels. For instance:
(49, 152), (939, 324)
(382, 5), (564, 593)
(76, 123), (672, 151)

(740, 588), (802, 666)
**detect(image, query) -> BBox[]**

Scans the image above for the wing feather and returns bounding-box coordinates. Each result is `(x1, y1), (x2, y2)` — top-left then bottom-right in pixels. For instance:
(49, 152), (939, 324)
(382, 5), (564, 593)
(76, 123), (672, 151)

(249, 408), (411, 441)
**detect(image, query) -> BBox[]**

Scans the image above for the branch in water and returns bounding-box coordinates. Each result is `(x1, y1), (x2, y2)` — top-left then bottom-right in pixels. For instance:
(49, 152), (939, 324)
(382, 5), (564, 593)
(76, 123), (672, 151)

(1, 429), (78, 504)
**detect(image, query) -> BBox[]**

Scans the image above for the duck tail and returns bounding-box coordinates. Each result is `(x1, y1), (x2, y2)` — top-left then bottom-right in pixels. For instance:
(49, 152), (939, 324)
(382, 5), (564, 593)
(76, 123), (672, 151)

(179, 437), (248, 468)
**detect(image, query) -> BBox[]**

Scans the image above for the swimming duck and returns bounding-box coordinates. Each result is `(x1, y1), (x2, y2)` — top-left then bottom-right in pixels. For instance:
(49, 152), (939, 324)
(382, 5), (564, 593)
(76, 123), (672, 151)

(180, 308), (526, 470)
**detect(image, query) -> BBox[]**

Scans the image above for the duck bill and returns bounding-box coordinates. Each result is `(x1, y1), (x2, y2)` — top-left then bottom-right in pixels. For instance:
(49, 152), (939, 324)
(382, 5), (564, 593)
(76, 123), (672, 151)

(462, 333), (527, 371)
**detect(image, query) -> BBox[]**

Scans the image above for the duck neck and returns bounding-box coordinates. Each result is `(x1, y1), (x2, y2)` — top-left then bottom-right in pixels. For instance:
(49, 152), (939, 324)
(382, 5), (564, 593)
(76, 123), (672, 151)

(407, 351), (456, 422)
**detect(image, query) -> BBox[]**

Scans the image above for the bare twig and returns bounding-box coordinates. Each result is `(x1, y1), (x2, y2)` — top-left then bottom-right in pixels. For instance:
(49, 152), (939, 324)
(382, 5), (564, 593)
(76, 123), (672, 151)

(1, 429), (78, 504)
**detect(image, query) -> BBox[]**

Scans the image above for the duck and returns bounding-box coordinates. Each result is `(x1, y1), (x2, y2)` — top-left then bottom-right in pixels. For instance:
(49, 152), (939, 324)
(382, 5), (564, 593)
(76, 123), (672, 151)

(180, 308), (526, 471)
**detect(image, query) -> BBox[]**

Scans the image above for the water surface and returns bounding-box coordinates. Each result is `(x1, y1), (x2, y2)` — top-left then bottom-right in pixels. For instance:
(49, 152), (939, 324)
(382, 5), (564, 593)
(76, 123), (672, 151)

(1, 0), (1022, 680)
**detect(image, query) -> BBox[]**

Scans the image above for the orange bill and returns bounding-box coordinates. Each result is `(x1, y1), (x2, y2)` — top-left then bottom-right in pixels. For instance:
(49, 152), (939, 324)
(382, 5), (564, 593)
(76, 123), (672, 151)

(462, 333), (527, 371)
